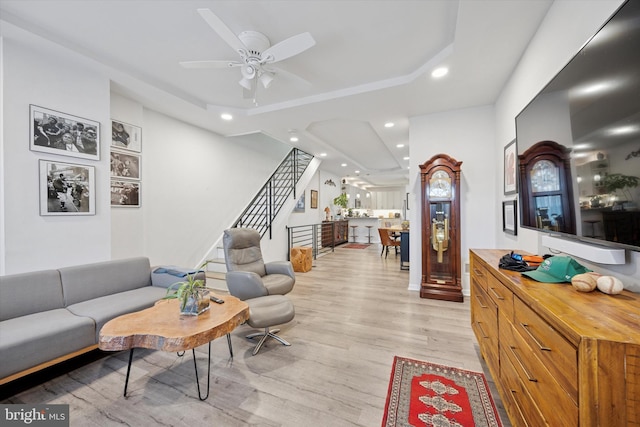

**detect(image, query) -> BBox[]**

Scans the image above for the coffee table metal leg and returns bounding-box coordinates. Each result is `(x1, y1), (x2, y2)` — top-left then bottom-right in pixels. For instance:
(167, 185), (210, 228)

(192, 341), (212, 400)
(227, 333), (233, 358)
(123, 348), (134, 397)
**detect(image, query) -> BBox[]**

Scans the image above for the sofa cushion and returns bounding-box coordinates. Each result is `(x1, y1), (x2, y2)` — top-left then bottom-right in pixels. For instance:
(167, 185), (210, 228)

(60, 257), (152, 306)
(0, 270), (64, 321)
(66, 286), (168, 341)
(0, 309), (95, 379)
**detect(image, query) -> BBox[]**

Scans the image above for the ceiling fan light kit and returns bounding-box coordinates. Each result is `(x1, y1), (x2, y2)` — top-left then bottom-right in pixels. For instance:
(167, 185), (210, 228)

(180, 8), (316, 99)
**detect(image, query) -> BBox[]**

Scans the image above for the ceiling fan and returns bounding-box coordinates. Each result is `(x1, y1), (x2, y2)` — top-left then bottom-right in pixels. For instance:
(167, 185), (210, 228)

(180, 8), (316, 99)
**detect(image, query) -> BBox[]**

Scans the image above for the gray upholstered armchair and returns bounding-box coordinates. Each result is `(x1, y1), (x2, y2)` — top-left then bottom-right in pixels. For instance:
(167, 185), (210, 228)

(223, 228), (295, 297)
(222, 227), (296, 355)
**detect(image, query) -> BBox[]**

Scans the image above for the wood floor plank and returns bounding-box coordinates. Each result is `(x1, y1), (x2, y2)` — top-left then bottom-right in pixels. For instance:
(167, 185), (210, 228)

(1, 245), (510, 426)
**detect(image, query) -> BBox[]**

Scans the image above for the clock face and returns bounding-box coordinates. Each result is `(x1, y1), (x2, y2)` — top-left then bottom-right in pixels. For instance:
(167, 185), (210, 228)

(429, 170), (452, 198)
(530, 160), (560, 193)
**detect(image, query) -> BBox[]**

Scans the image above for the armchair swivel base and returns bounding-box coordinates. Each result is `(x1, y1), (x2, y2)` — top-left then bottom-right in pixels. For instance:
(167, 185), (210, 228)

(245, 295), (295, 356)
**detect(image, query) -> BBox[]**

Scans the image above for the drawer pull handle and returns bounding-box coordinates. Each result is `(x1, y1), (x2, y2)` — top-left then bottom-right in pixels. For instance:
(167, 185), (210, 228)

(509, 345), (537, 382)
(476, 321), (489, 339)
(488, 287), (504, 300)
(473, 268), (484, 277)
(509, 389), (532, 427)
(474, 294), (488, 309)
(520, 323), (552, 351)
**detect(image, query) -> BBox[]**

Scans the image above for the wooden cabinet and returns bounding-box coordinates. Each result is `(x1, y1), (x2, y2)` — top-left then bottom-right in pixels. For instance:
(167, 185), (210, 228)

(470, 249), (640, 426)
(321, 220), (349, 247)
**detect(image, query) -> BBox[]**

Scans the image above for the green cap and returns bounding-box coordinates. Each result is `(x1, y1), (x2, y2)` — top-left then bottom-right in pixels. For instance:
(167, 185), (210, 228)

(522, 256), (591, 283)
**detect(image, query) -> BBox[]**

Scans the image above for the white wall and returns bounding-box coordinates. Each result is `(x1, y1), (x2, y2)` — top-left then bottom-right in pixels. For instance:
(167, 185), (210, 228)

(1, 35), (111, 274)
(495, 0), (639, 291)
(409, 105), (497, 295)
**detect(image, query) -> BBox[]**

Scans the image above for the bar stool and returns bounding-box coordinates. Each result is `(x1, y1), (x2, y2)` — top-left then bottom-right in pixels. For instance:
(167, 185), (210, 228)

(583, 220), (602, 238)
(350, 225), (358, 243)
(365, 225), (373, 243)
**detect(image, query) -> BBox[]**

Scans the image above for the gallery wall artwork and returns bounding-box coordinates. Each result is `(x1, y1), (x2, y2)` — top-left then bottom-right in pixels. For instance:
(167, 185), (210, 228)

(39, 160), (95, 216)
(111, 120), (142, 153)
(30, 105), (100, 161)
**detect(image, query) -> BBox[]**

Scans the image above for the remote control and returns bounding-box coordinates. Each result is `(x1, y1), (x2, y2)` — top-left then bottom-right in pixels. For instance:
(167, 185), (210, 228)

(210, 296), (225, 304)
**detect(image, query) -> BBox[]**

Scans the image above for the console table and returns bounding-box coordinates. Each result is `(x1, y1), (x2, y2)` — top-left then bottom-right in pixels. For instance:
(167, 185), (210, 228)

(321, 220), (349, 247)
(470, 249), (640, 426)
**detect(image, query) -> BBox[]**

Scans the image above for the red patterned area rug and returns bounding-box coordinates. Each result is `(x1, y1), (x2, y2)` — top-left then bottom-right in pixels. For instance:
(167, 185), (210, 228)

(343, 243), (370, 249)
(382, 356), (503, 427)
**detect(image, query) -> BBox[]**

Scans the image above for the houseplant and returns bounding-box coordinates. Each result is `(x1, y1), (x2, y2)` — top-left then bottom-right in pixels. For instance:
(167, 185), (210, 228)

(333, 193), (348, 216)
(164, 265), (210, 316)
(602, 173), (639, 207)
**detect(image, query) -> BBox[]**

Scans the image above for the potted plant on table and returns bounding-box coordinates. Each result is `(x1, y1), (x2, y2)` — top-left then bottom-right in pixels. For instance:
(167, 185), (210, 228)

(333, 193), (348, 217)
(602, 173), (640, 209)
(164, 265), (210, 316)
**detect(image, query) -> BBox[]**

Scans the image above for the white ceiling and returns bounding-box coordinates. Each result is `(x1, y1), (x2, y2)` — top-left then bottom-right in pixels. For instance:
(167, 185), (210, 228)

(0, 0), (553, 189)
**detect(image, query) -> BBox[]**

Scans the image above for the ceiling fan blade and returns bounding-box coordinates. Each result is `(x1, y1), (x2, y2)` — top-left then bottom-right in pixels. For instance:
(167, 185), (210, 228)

(179, 60), (242, 69)
(261, 32), (315, 63)
(265, 65), (313, 87)
(197, 8), (247, 55)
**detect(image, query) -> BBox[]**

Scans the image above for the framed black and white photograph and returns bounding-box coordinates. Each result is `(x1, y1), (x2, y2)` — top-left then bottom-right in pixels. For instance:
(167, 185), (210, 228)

(110, 151), (141, 180)
(40, 160), (95, 216)
(504, 139), (518, 195)
(310, 190), (318, 209)
(502, 200), (517, 235)
(31, 105), (100, 161)
(294, 192), (305, 212)
(110, 180), (140, 208)
(111, 120), (142, 153)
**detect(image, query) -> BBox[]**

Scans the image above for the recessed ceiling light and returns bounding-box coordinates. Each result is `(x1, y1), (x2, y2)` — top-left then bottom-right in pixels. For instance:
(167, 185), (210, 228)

(384, 122), (395, 128)
(220, 113), (233, 121)
(403, 156), (410, 160)
(355, 170), (360, 174)
(290, 136), (299, 142)
(320, 153), (327, 157)
(341, 163), (347, 167)
(431, 67), (449, 78)
(396, 144), (405, 148)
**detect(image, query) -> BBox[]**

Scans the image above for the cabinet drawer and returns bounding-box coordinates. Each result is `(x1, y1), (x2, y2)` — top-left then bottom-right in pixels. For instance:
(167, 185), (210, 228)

(485, 274), (513, 322)
(470, 256), (489, 292)
(500, 315), (578, 426)
(513, 297), (577, 402)
(471, 283), (498, 368)
(500, 345), (549, 427)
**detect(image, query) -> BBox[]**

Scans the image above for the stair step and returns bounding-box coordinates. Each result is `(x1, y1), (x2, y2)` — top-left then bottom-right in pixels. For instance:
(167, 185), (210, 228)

(206, 258), (227, 274)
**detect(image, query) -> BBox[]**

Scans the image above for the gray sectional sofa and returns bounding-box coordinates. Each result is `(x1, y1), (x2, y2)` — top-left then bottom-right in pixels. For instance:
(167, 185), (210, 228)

(0, 257), (204, 384)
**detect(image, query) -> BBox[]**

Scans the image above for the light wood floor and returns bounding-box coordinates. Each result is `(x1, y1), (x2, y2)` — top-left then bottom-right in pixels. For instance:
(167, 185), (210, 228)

(1, 244), (510, 426)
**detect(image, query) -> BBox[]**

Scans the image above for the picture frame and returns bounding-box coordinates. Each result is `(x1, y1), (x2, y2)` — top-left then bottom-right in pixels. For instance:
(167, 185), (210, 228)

(30, 105), (100, 161)
(310, 190), (318, 209)
(110, 180), (141, 207)
(502, 200), (517, 235)
(504, 139), (518, 195)
(294, 192), (305, 212)
(111, 120), (142, 153)
(39, 160), (95, 216)
(110, 150), (141, 180)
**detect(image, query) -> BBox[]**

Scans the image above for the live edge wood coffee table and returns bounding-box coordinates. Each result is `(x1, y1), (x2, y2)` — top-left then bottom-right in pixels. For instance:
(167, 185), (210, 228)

(99, 293), (249, 400)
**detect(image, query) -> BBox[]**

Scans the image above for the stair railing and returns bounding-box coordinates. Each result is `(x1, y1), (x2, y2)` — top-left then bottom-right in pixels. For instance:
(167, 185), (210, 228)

(232, 148), (313, 239)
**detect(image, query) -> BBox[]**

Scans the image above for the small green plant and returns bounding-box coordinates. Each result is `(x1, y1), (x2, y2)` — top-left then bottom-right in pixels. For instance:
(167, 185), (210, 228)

(602, 173), (640, 201)
(164, 263), (207, 311)
(333, 193), (348, 208)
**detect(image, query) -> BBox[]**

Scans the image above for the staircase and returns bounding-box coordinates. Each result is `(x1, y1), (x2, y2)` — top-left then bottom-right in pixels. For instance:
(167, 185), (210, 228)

(205, 148), (315, 291)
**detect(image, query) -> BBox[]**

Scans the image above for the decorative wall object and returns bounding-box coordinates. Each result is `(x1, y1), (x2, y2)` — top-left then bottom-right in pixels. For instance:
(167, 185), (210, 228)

(310, 190), (318, 209)
(110, 151), (141, 180)
(502, 200), (517, 235)
(40, 160), (95, 216)
(504, 139), (517, 195)
(30, 105), (100, 161)
(111, 120), (142, 153)
(294, 193), (305, 212)
(324, 179), (336, 187)
(110, 180), (141, 207)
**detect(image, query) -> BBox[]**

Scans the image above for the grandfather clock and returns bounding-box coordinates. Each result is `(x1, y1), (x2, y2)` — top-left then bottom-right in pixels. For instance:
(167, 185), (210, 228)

(420, 154), (463, 302)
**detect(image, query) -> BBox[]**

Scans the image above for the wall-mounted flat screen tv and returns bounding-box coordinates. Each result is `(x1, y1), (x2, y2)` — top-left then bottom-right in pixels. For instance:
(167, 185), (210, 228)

(516, 0), (640, 252)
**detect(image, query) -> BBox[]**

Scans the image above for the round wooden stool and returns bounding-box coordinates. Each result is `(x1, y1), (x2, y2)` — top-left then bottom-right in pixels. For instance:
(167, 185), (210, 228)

(350, 225), (358, 243)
